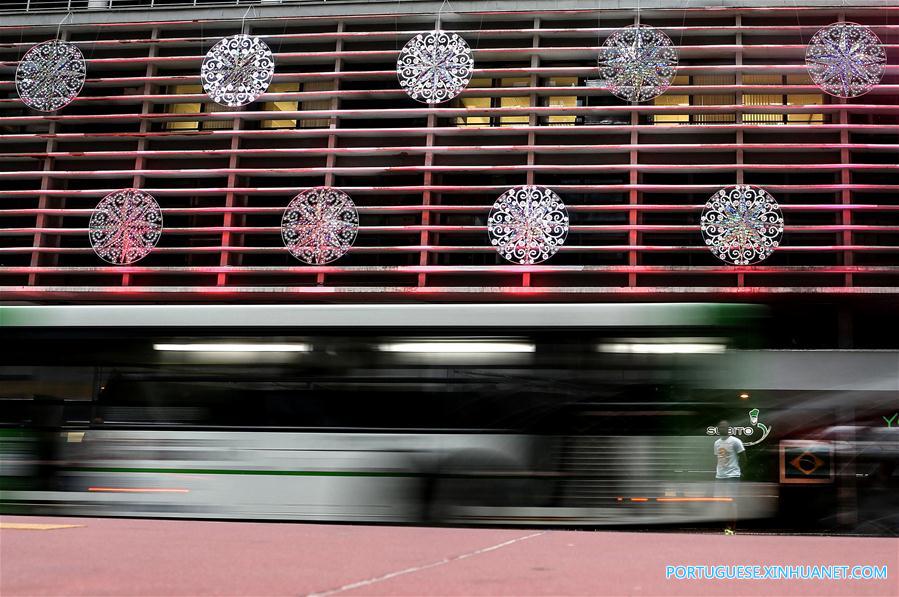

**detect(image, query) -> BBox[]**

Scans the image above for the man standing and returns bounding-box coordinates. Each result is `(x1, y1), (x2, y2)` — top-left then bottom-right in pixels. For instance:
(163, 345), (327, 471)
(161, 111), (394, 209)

(714, 419), (747, 535)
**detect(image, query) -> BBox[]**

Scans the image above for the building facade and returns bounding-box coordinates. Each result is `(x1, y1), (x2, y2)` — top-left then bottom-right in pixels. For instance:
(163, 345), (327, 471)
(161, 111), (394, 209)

(0, 1), (897, 344)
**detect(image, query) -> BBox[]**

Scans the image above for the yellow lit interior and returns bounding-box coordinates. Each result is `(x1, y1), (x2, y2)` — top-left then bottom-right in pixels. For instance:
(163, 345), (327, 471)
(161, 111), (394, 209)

(262, 82), (300, 128)
(547, 76), (578, 125)
(692, 75), (736, 123)
(456, 78), (492, 127)
(499, 77), (530, 126)
(785, 74), (824, 123)
(653, 75), (689, 124)
(744, 74), (784, 123)
(299, 80), (333, 128)
(165, 84), (202, 130)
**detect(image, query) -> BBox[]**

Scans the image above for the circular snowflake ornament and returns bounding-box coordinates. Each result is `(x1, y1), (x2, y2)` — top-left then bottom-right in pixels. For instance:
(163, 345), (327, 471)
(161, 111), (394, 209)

(598, 24), (678, 103)
(201, 34), (275, 107)
(89, 189), (163, 265)
(282, 187), (359, 265)
(397, 30), (474, 104)
(805, 22), (886, 98)
(488, 186), (569, 265)
(16, 40), (87, 112)
(700, 185), (784, 265)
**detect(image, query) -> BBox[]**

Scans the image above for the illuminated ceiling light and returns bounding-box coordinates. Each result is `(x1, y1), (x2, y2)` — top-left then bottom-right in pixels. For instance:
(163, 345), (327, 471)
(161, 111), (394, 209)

(805, 22), (886, 98)
(598, 24), (678, 103)
(397, 30), (474, 104)
(153, 343), (310, 352)
(16, 40), (86, 112)
(89, 189), (163, 265)
(281, 187), (359, 265)
(201, 34), (274, 107)
(700, 185), (784, 265)
(377, 342), (536, 353)
(739, 392), (751, 400)
(488, 186), (569, 265)
(597, 342), (727, 354)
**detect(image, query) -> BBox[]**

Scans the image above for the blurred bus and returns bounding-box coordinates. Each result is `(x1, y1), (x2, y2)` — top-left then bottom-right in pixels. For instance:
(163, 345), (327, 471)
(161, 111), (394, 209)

(1, 304), (895, 532)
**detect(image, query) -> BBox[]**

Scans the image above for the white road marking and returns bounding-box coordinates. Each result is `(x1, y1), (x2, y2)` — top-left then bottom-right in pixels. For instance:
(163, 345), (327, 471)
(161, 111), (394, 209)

(307, 531), (546, 597)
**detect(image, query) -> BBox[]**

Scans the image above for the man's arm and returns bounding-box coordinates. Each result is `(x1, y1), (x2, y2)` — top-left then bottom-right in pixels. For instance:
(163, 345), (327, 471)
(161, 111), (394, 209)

(738, 448), (748, 475)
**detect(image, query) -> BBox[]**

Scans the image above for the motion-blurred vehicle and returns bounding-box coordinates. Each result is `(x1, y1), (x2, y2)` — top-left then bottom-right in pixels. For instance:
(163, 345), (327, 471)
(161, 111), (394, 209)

(1, 304), (896, 533)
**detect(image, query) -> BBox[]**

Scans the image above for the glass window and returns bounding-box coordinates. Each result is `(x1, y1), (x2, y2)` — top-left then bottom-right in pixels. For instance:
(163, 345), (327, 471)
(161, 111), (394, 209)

(692, 75), (735, 124)
(785, 74), (824, 124)
(499, 77), (530, 127)
(744, 74), (783, 123)
(165, 84), (232, 131)
(546, 76), (578, 126)
(456, 78), (492, 127)
(262, 81), (333, 129)
(743, 74), (825, 124)
(262, 82), (300, 129)
(652, 75), (689, 124)
(165, 84), (202, 131)
(299, 80), (333, 129)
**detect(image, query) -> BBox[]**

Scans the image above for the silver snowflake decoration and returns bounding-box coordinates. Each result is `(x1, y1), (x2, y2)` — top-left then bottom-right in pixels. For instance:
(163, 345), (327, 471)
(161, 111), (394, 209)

(282, 187), (359, 265)
(488, 186), (569, 265)
(16, 40), (86, 112)
(397, 30), (474, 104)
(700, 185), (784, 265)
(598, 24), (678, 103)
(201, 34), (275, 107)
(89, 189), (163, 265)
(805, 22), (886, 98)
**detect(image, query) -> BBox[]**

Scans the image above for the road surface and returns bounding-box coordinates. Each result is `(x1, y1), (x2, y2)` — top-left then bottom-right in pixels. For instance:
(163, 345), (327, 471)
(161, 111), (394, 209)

(1, 516), (896, 596)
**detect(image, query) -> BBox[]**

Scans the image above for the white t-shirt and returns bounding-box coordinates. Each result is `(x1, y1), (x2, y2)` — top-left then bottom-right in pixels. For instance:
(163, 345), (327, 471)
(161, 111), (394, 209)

(714, 435), (745, 479)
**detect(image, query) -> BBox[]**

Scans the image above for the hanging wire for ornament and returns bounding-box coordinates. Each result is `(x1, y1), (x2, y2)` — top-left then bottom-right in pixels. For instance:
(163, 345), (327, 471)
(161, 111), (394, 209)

(598, 24), (678, 103)
(397, 30), (474, 104)
(488, 186), (569, 265)
(805, 22), (886, 98)
(89, 189), (163, 265)
(700, 185), (784, 265)
(16, 39), (86, 112)
(201, 34), (274, 107)
(282, 187), (359, 265)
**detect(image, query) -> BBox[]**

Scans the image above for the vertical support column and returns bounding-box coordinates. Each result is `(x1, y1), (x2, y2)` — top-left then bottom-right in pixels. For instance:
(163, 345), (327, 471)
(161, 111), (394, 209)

(318, 20), (344, 287)
(124, 27), (160, 288)
(217, 22), (255, 288)
(418, 115), (436, 287)
(215, 121), (243, 287)
(627, 12), (639, 288)
(27, 28), (69, 287)
(522, 17), (540, 288)
(27, 124), (58, 288)
(735, 15), (745, 288)
(628, 121), (638, 288)
(839, 103), (852, 288)
(838, 11), (852, 290)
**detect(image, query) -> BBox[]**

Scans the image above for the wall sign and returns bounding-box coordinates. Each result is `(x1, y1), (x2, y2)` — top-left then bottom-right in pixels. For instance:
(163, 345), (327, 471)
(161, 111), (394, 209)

(780, 440), (834, 484)
(706, 408), (772, 447)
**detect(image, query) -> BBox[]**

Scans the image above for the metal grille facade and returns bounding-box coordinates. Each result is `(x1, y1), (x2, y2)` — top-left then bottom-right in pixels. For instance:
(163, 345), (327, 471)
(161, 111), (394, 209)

(1, 1), (897, 301)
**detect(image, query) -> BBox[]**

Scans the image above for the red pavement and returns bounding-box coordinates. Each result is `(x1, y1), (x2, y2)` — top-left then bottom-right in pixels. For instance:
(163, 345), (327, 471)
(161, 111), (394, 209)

(1, 516), (897, 596)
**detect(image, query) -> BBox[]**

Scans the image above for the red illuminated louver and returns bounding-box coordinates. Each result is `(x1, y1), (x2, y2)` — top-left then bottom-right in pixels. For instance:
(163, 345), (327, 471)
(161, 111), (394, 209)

(0, 4), (897, 301)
